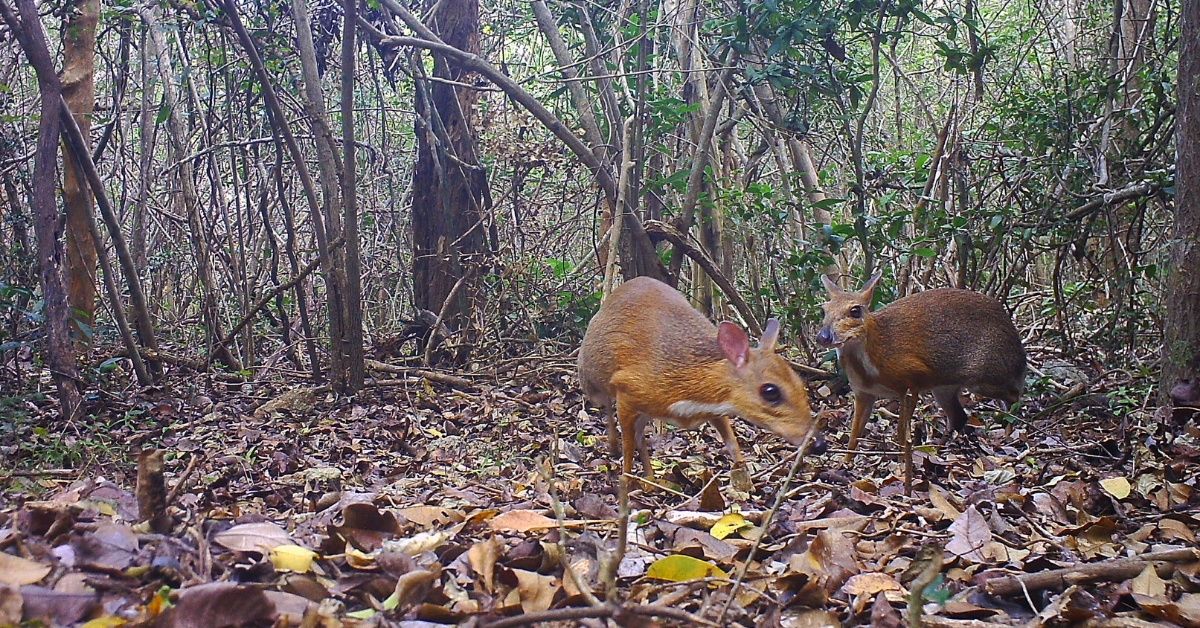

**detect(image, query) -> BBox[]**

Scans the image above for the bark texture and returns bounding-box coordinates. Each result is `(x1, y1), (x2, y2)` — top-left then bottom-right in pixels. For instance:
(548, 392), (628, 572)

(1160, 0), (1200, 401)
(60, 0), (100, 337)
(410, 0), (490, 360)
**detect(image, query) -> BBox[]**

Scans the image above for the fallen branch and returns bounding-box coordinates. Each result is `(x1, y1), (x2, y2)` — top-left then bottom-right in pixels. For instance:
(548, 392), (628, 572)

(786, 358), (834, 380)
(366, 359), (476, 390)
(481, 602), (716, 628)
(983, 547), (1200, 597)
(121, 349), (246, 382)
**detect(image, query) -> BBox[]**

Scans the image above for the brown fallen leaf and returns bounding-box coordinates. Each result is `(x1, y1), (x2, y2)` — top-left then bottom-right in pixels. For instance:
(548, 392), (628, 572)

(336, 503), (403, 552)
(1130, 565), (1168, 597)
(780, 608), (841, 627)
(870, 591), (904, 628)
(262, 590), (316, 624)
(158, 582), (274, 628)
(0, 553), (51, 586)
(18, 585), (99, 626)
(488, 509), (557, 533)
(467, 537), (501, 592)
(75, 523), (139, 570)
(1157, 518), (1197, 544)
(389, 567), (442, 611)
(785, 529), (862, 606)
(664, 525), (737, 563)
(842, 572), (903, 597)
(397, 505), (465, 528)
(511, 569), (559, 613)
(928, 484), (962, 520)
(946, 505), (992, 563)
(212, 521), (292, 555)
(1135, 592), (1200, 626)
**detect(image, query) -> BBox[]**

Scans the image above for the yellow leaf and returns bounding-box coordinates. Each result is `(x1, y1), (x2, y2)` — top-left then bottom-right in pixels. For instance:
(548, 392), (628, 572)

(1100, 476), (1131, 499)
(346, 608), (376, 620)
(841, 572), (903, 596)
(646, 555), (728, 582)
(345, 547), (376, 570)
(81, 617), (127, 628)
(710, 514), (751, 540)
(0, 552), (51, 585)
(269, 544), (318, 573)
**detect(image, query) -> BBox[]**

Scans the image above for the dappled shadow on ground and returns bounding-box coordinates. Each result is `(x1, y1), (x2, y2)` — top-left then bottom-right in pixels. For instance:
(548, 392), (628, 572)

(1, 352), (1198, 626)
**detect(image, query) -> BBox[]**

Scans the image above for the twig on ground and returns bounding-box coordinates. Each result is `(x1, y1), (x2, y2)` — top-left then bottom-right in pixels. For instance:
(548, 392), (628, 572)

(983, 547), (1200, 596)
(166, 454), (203, 505)
(366, 359), (476, 390)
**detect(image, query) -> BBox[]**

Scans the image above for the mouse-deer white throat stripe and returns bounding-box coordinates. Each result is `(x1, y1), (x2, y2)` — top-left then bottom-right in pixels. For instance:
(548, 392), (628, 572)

(669, 400), (738, 418)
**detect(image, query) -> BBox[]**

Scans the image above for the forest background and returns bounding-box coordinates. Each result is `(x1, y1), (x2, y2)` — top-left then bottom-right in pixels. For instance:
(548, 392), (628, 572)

(0, 0), (1198, 622)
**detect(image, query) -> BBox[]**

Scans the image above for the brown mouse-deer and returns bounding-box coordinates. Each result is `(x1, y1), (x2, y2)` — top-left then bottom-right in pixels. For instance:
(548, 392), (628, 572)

(577, 277), (816, 489)
(818, 274), (1026, 462)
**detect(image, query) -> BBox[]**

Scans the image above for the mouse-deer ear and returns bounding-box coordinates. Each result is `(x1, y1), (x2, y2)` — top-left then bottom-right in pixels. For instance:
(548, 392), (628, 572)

(759, 318), (781, 352)
(860, 272), (882, 300)
(717, 322), (750, 369)
(821, 274), (843, 296)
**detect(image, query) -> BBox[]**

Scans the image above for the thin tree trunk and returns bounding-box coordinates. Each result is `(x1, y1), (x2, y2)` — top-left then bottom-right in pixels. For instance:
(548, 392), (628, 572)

(59, 0), (100, 341)
(58, 95), (160, 378)
(285, 0), (351, 386)
(221, 0), (343, 382)
(132, 23), (154, 274)
(341, 0), (365, 390)
(0, 0), (83, 420)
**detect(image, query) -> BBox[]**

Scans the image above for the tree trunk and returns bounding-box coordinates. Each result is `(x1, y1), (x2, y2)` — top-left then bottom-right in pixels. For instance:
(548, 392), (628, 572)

(410, 0), (490, 363)
(289, 0), (355, 389)
(0, 0), (83, 420)
(59, 0), (100, 340)
(1160, 0), (1199, 401)
(341, 0), (365, 390)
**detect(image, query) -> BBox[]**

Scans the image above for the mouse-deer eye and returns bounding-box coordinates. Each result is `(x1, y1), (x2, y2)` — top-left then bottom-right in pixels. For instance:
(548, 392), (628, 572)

(848, 305), (864, 319)
(759, 383), (783, 405)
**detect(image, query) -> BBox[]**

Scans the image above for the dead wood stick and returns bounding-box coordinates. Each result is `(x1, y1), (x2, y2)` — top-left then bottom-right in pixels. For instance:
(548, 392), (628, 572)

(423, 273), (469, 367)
(366, 359), (476, 390)
(984, 548), (1200, 597)
(166, 454), (203, 505)
(481, 603), (715, 628)
(0, 468), (79, 478)
(136, 450), (171, 533)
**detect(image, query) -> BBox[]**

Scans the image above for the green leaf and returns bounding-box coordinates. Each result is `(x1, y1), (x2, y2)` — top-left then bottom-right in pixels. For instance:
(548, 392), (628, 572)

(766, 31), (792, 57)
(155, 103), (172, 124)
(811, 197), (845, 210)
(98, 357), (122, 374)
(913, 247), (937, 258)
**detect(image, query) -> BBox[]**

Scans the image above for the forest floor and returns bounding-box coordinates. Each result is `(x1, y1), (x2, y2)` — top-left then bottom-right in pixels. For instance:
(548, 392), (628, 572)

(1, 347), (1199, 627)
